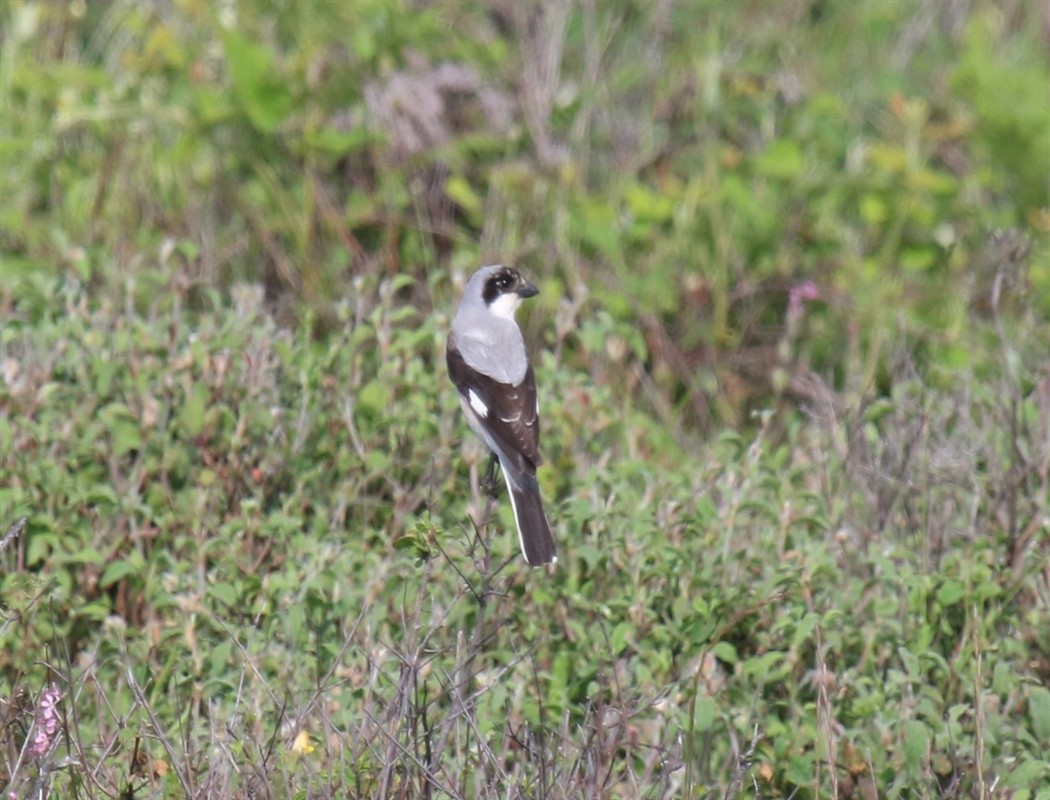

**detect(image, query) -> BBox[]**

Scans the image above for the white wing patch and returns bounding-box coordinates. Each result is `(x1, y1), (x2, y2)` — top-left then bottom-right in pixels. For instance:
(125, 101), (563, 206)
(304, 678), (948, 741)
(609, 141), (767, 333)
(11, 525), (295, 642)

(468, 389), (489, 418)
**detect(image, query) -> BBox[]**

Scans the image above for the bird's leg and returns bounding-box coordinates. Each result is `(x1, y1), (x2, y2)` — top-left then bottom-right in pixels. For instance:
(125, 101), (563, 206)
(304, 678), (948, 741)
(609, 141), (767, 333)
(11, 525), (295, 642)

(481, 453), (502, 499)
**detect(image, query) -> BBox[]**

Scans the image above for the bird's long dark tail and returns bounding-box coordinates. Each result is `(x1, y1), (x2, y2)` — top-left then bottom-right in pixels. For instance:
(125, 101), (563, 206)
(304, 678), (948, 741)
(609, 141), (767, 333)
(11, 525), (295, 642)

(500, 462), (557, 566)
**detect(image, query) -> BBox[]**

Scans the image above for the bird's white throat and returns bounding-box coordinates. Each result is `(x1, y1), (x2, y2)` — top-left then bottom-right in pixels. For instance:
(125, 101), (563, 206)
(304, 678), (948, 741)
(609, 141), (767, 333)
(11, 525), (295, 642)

(487, 292), (523, 321)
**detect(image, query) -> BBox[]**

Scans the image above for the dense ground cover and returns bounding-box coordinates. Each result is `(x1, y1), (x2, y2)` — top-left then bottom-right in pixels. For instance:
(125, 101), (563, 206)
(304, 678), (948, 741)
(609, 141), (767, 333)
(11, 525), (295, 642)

(2, 2), (1048, 798)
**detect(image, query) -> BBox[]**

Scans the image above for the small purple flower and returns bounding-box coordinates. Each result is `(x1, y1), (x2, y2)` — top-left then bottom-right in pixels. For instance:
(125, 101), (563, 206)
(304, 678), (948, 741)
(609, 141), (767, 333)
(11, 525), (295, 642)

(787, 280), (820, 327)
(30, 684), (62, 757)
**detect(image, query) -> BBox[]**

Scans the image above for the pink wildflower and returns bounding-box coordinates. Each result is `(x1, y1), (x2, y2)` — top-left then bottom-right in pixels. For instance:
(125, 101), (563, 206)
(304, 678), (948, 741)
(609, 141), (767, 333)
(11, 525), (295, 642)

(787, 280), (820, 327)
(31, 684), (62, 757)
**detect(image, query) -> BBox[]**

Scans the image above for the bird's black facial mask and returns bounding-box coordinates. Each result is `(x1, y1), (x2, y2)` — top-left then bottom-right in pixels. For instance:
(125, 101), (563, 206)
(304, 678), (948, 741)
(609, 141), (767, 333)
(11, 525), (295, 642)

(482, 268), (535, 304)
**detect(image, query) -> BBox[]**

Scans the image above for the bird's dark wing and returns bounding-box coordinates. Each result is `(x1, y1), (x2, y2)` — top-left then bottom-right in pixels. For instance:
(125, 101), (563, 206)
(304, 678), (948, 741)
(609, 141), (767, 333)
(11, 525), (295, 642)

(446, 338), (542, 472)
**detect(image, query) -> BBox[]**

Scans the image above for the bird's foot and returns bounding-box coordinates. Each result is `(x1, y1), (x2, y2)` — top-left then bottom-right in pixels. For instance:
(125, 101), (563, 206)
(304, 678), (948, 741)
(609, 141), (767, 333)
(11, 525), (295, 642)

(481, 454), (502, 500)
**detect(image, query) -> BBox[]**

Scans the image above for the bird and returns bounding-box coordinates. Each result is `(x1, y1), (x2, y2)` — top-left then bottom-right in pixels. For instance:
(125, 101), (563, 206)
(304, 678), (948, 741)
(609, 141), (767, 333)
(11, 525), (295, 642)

(446, 265), (557, 566)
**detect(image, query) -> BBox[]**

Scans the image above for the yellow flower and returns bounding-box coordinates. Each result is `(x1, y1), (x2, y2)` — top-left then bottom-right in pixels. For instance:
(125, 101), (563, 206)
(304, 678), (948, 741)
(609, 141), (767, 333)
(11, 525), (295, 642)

(291, 729), (315, 755)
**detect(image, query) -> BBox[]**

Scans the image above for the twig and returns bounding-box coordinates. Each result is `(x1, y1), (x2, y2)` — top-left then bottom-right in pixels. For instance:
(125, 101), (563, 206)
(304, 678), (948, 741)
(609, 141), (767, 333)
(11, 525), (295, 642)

(724, 724), (761, 800)
(973, 604), (986, 800)
(1, 516), (27, 554)
(815, 624), (839, 800)
(361, 706), (457, 797)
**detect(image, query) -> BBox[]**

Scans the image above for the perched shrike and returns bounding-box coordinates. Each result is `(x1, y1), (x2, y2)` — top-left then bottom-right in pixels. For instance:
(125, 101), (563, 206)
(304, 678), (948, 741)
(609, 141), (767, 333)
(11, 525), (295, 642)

(446, 265), (557, 566)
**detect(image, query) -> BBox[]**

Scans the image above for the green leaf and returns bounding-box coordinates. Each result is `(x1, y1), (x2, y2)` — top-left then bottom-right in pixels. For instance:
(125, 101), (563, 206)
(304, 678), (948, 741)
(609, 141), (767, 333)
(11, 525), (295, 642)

(624, 182), (676, 224)
(901, 246), (935, 272)
(356, 379), (390, 417)
(208, 639), (234, 675)
(180, 382), (209, 437)
(742, 651), (784, 680)
(902, 720), (928, 769)
(710, 641), (738, 665)
(222, 31), (293, 133)
(792, 612), (819, 648)
(548, 649), (571, 710)
(786, 753), (814, 786)
(111, 419), (142, 455)
(1029, 686), (1050, 742)
(992, 660), (1014, 696)
(692, 695), (717, 733)
(753, 139), (803, 180)
(100, 559), (140, 588)
(572, 198), (621, 260)
(1005, 758), (1047, 789)
(79, 601), (112, 622)
(862, 398), (895, 423)
(610, 622), (632, 654)
(859, 193), (889, 224)
(94, 359), (120, 396)
(209, 581), (238, 608)
(306, 125), (375, 158)
(936, 579), (965, 607)
(364, 449), (390, 473)
(445, 175), (483, 225)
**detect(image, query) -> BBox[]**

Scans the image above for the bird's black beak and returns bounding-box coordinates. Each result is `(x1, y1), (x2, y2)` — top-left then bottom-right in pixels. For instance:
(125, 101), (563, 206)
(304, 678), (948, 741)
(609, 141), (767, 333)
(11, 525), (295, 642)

(516, 279), (539, 298)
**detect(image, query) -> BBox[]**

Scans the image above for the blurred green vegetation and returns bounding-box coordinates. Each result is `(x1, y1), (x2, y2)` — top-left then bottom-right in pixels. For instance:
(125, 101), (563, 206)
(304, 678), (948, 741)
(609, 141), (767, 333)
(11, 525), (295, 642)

(2, 1), (1048, 798)
(4, 0), (1047, 425)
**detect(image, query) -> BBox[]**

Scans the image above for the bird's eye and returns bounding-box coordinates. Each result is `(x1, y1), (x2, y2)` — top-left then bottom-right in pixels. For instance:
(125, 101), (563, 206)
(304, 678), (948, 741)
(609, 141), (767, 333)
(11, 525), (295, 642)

(496, 273), (513, 290)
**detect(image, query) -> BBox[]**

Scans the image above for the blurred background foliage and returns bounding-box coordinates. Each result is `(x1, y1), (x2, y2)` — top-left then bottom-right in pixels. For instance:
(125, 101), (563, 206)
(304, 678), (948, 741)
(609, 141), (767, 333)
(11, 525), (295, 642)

(3, 0), (1047, 429)
(2, 1), (1049, 798)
